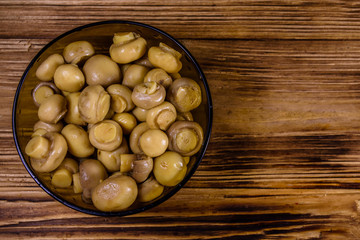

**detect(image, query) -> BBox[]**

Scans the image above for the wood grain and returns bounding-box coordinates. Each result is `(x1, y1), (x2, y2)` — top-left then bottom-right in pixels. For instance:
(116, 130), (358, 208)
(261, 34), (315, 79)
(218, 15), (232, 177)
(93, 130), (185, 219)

(3, 0), (360, 40)
(3, 0), (360, 239)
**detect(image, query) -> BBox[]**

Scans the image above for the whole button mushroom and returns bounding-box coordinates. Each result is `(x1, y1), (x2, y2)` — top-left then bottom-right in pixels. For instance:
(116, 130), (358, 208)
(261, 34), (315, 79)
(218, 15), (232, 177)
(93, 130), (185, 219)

(148, 42), (182, 74)
(97, 138), (130, 172)
(131, 81), (166, 109)
(32, 82), (60, 107)
(61, 124), (95, 158)
(153, 151), (187, 187)
(130, 154), (153, 183)
(167, 121), (204, 157)
(78, 85), (110, 124)
(144, 68), (173, 89)
(35, 53), (65, 81)
(37, 94), (67, 124)
(88, 120), (123, 152)
(146, 101), (177, 131)
(79, 159), (108, 203)
(27, 132), (68, 173)
(92, 175), (138, 212)
(83, 54), (121, 87)
(63, 41), (95, 65)
(107, 84), (135, 113)
(139, 129), (168, 158)
(122, 64), (149, 89)
(167, 77), (202, 113)
(54, 64), (85, 92)
(109, 32), (147, 64)
(112, 112), (137, 135)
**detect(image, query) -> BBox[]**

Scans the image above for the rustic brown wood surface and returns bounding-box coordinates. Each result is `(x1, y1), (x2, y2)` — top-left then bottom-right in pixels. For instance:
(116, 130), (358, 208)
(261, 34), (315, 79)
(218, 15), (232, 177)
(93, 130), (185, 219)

(3, 0), (360, 239)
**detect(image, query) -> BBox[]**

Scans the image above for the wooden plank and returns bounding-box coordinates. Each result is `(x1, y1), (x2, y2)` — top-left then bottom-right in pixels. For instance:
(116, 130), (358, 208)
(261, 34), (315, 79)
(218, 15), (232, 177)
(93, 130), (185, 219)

(1, 186), (360, 238)
(2, 0), (360, 39)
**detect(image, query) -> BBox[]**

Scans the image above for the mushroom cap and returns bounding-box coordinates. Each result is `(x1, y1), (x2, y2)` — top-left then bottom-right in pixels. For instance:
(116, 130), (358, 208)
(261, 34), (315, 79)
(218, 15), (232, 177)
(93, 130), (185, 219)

(148, 44), (182, 74)
(79, 159), (108, 191)
(53, 64), (85, 92)
(92, 175), (138, 211)
(139, 129), (168, 158)
(37, 94), (67, 124)
(138, 176), (164, 202)
(57, 157), (79, 174)
(61, 124), (94, 158)
(63, 40), (95, 64)
(132, 107), (148, 122)
(88, 120), (123, 152)
(131, 81), (166, 109)
(153, 151), (187, 187)
(122, 64), (149, 89)
(78, 85), (110, 124)
(83, 54), (121, 87)
(144, 68), (173, 89)
(109, 37), (147, 64)
(107, 84), (135, 113)
(35, 53), (65, 81)
(112, 112), (137, 135)
(167, 77), (202, 113)
(131, 154), (153, 183)
(146, 101), (177, 131)
(167, 121), (204, 157)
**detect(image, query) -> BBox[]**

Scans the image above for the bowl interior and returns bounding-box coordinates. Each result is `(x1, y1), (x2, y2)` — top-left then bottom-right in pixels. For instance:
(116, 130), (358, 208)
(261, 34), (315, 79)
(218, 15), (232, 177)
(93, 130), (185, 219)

(13, 21), (212, 216)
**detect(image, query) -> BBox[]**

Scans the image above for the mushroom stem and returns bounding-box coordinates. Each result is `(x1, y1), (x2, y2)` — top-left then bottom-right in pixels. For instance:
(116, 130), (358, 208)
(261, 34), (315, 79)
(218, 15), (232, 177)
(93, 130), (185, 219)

(30, 132), (68, 172)
(25, 136), (50, 159)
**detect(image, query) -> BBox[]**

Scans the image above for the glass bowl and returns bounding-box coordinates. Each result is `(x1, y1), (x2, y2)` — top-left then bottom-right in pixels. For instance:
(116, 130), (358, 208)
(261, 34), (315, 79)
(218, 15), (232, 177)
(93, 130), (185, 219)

(12, 20), (213, 216)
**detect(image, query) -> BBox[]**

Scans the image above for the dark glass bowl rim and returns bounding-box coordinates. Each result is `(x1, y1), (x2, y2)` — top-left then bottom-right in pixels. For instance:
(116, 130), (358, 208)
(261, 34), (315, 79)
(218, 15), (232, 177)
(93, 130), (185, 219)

(12, 20), (213, 217)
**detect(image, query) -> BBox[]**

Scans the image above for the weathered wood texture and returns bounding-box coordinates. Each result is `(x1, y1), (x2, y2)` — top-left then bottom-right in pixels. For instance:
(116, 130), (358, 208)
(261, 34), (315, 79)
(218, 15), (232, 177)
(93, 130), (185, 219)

(3, 0), (360, 239)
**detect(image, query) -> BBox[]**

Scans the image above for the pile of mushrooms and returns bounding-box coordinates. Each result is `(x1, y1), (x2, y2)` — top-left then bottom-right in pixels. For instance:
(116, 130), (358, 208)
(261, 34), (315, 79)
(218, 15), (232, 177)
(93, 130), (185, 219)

(25, 32), (204, 212)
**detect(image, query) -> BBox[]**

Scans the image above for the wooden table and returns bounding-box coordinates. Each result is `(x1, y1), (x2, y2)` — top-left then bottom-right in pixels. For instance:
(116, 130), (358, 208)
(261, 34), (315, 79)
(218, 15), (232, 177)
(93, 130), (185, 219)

(3, 0), (360, 239)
